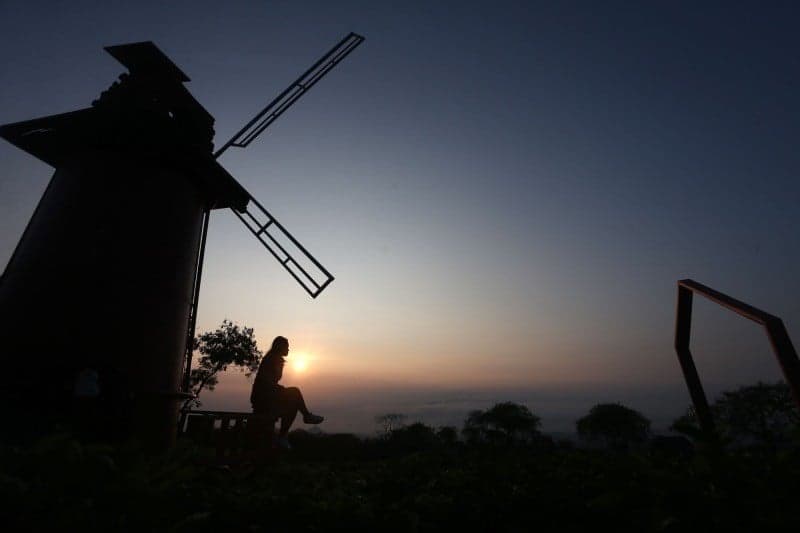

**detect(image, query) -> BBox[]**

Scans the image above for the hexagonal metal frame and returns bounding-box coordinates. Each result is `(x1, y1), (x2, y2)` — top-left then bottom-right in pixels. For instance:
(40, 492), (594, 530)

(674, 279), (800, 436)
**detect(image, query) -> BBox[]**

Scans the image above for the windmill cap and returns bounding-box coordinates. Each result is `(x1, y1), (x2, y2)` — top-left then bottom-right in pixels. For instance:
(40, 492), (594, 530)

(104, 41), (190, 83)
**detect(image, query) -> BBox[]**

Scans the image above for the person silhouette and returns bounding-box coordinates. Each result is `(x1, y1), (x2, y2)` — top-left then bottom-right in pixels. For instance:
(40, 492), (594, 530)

(250, 336), (324, 449)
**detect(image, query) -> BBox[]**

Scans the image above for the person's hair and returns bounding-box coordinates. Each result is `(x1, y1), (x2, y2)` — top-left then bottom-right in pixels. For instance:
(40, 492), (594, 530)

(267, 336), (289, 357)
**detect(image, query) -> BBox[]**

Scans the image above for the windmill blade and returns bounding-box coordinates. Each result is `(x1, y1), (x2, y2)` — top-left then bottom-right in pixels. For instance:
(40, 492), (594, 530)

(211, 32), (364, 298)
(214, 32), (364, 158)
(233, 191), (334, 298)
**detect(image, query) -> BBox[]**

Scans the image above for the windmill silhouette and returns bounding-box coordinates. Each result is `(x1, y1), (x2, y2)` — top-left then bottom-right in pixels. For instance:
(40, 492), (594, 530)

(0, 33), (364, 446)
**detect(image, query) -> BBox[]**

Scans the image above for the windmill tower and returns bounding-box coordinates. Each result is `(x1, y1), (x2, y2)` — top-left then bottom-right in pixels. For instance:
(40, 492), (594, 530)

(0, 34), (363, 447)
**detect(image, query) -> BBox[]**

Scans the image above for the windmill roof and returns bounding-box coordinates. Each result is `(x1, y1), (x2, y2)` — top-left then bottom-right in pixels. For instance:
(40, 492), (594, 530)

(104, 41), (190, 83)
(0, 41), (249, 211)
(0, 109), (249, 211)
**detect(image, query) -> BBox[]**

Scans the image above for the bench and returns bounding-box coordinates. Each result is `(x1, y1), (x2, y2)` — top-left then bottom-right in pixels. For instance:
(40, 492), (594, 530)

(180, 410), (278, 459)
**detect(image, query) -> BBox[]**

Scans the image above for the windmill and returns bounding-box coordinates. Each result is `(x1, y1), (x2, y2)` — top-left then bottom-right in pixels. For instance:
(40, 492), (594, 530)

(0, 33), (364, 446)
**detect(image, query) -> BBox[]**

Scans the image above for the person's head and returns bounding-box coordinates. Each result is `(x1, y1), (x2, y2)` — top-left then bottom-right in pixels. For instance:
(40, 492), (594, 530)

(270, 336), (289, 357)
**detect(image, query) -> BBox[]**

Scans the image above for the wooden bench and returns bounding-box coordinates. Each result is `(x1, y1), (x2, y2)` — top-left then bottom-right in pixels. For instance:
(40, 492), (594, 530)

(180, 410), (277, 459)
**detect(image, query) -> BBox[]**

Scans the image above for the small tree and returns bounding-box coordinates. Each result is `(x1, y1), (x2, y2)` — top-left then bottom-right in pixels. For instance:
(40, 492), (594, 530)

(462, 410), (485, 444)
(462, 402), (541, 445)
(671, 381), (800, 449)
(375, 413), (407, 438)
(576, 403), (651, 449)
(184, 320), (262, 409)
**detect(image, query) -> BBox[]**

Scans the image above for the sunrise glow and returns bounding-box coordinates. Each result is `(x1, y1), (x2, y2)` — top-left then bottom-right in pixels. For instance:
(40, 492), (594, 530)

(290, 353), (310, 373)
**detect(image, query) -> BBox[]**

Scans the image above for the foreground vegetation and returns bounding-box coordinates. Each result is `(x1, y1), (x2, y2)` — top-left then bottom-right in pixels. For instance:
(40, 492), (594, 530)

(3, 381), (798, 531)
(2, 427), (800, 532)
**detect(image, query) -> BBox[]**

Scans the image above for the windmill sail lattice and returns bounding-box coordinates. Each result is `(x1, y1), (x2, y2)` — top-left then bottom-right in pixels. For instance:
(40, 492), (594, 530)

(214, 32), (364, 158)
(202, 31), (364, 300)
(233, 193), (334, 297)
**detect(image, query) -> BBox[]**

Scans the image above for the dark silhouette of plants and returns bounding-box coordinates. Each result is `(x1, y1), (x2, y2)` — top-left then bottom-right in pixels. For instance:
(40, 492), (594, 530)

(436, 426), (459, 446)
(669, 406), (707, 443)
(184, 320), (262, 409)
(462, 402), (541, 445)
(8, 426), (800, 531)
(375, 413), (407, 437)
(671, 381), (800, 449)
(387, 422), (438, 451)
(576, 403), (651, 449)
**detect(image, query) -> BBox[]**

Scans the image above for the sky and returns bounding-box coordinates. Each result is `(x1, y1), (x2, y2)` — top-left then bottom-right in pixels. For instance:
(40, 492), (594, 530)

(1, 1), (799, 434)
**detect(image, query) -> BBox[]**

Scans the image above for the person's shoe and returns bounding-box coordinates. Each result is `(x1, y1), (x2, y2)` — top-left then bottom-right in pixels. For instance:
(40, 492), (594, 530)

(276, 436), (292, 450)
(303, 413), (324, 424)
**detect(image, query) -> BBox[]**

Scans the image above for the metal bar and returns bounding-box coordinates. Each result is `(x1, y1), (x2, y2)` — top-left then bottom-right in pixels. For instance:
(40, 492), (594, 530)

(182, 209), (211, 393)
(678, 279), (777, 325)
(232, 208), (334, 298)
(250, 209), (328, 292)
(285, 257), (322, 291)
(301, 38), (362, 87)
(233, 210), (284, 262)
(254, 228), (289, 264)
(256, 220), (273, 235)
(257, 219), (300, 266)
(236, 37), (362, 146)
(316, 276), (334, 294)
(765, 318), (800, 409)
(226, 33), (362, 150)
(248, 194), (334, 280)
(674, 285), (716, 436)
(242, 210), (261, 228)
(213, 32), (364, 158)
(236, 86), (306, 146)
(232, 210), (312, 298)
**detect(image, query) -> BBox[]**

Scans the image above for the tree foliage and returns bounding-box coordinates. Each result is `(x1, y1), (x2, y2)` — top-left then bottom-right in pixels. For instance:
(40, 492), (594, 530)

(671, 381), (800, 448)
(576, 403), (651, 449)
(387, 422), (439, 451)
(186, 320), (262, 408)
(462, 402), (541, 445)
(375, 413), (407, 437)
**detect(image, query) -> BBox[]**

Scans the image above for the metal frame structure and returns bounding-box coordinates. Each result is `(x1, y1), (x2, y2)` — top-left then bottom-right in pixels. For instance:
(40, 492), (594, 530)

(674, 279), (800, 437)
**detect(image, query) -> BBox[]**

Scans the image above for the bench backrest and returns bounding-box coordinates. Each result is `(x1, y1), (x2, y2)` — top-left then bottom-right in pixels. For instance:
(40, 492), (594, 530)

(182, 410), (275, 458)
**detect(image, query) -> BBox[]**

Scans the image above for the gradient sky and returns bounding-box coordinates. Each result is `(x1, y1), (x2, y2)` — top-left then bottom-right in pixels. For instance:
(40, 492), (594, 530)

(2, 1), (799, 434)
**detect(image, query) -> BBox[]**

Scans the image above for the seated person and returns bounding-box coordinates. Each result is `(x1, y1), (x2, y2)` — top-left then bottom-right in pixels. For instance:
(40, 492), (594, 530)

(250, 336), (324, 449)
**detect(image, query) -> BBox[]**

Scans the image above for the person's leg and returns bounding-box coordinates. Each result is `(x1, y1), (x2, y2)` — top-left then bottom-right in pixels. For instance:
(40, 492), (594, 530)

(277, 387), (303, 437)
(278, 409), (297, 437)
(288, 386), (325, 424)
(289, 386), (311, 417)
(277, 387), (323, 437)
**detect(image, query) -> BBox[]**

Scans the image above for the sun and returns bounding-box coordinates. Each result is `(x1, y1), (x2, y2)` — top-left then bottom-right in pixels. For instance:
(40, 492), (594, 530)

(291, 354), (310, 373)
